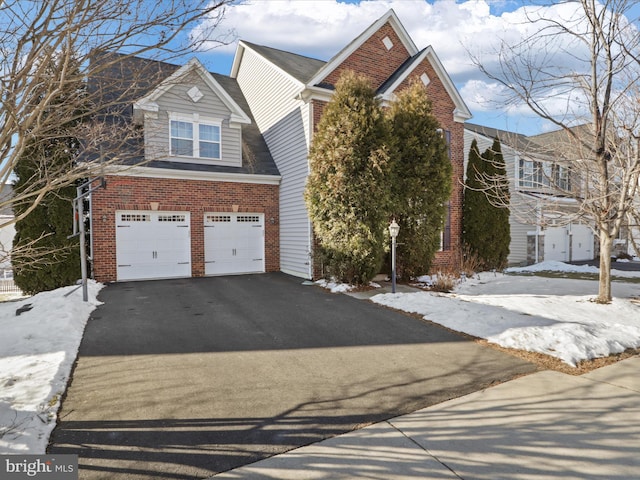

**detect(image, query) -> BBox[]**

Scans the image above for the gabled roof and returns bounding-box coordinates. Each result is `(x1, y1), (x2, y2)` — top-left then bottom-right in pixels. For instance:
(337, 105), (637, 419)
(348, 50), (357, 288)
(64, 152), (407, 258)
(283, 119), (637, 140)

(88, 52), (278, 177)
(465, 122), (556, 160)
(232, 9), (471, 123)
(465, 122), (529, 149)
(306, 9), (418, 89)
(379, 46), (471, 122)
(134, 57), (251, 124)
(232, 41), (325, 85)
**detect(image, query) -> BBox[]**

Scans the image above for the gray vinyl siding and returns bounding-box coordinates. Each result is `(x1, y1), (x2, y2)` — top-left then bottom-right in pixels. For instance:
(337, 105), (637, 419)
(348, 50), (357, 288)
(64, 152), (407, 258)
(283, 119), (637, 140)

(145, 71), (242, 167)
(236, 47), (312, 278)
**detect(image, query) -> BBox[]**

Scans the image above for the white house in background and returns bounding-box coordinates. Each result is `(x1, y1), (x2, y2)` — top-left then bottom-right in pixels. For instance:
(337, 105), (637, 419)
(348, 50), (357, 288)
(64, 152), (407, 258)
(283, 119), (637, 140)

(464, 123), (595, 266)
(0, 184), (15, 270)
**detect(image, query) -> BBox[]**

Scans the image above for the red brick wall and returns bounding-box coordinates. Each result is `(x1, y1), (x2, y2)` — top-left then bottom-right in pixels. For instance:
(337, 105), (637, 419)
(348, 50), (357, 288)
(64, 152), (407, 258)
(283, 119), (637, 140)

(322, 22), (411, 90)
(91, 175), (280, 282)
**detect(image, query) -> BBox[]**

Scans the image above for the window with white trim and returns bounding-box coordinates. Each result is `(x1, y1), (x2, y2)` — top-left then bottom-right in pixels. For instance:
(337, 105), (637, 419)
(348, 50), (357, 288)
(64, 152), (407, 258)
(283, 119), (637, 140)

(170, 114), (221, 160)
(518, 158), (570, 190)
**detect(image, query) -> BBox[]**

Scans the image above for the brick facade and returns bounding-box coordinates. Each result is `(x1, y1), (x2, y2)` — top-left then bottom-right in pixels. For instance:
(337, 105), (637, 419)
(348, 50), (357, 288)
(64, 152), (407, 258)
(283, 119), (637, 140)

(91, 175), (279, 282)
(323, 23), (411, 90)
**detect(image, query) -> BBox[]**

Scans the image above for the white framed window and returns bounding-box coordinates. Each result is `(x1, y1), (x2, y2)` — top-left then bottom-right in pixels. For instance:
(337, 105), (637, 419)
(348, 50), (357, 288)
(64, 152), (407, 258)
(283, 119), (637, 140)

(169, 113), (221, 160)
(519, 158), (570, 191)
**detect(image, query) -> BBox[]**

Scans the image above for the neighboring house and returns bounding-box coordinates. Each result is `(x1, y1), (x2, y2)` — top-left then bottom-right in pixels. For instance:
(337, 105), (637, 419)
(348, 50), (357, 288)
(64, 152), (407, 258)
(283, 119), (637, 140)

(464, 123), (595, 266)
(0, 184), (15, 270)
(90, 9), (471, 282)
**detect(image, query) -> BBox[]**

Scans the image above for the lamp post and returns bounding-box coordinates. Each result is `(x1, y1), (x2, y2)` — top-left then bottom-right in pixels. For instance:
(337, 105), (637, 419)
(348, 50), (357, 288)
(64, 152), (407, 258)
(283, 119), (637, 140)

(389, 219), (400, 294)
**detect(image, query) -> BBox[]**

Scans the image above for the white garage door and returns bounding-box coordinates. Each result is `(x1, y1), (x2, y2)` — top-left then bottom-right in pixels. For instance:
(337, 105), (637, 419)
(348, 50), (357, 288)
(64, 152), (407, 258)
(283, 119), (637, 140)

(570, 224), (594, 261)
(544, 226), (568, 262)
(204, 213), (264, 275)
(116, 211), (191, 281)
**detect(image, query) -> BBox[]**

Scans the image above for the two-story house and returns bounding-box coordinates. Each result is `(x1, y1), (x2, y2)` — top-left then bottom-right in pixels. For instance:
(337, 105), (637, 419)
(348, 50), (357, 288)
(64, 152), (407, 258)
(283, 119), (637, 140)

(464, 122), (595, 265)
(90, 9), (471, 282)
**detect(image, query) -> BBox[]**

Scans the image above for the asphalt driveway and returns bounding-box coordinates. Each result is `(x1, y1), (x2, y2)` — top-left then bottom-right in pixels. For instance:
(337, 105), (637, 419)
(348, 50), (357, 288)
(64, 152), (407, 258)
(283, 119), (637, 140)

(49, 273), (536, 479)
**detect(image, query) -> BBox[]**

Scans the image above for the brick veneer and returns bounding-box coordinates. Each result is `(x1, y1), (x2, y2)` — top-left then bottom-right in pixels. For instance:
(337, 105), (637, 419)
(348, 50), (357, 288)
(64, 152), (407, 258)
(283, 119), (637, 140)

(323, 22), (410, 90)
(91, 175), (279, 282)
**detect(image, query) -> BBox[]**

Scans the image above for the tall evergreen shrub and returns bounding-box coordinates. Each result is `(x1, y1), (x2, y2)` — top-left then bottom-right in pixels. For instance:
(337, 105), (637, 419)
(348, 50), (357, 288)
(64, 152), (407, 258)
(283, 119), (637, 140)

(304, 71), (391, 284)
(387, 81), (451, 277)
(12, 55), (82, 294)
(462, 137), (510, 270)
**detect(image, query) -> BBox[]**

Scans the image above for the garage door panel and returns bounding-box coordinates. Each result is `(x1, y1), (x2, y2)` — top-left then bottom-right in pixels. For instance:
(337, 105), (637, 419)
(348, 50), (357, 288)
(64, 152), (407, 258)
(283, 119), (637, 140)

(571, 224), (593, 261)
(544, 226), (568, 262)
(116, 210), (191, 281)
(204, 213), (264, 276)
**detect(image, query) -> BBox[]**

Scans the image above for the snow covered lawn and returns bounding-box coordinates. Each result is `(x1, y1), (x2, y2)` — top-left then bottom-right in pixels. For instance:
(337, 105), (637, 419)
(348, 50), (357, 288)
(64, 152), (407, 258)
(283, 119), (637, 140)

(372, 262), (640, 368)
(0, 281), (103, 454)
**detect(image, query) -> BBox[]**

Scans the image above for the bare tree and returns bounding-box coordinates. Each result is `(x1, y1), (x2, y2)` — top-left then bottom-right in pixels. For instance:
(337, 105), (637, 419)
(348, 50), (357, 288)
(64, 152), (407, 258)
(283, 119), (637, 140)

(0, 0), (235, 267)
(471, 0), (640, 303)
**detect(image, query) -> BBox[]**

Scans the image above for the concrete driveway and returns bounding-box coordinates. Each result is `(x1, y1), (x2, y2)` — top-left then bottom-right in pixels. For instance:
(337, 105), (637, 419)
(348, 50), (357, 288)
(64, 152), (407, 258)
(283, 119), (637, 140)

(49, 273), (536, 479)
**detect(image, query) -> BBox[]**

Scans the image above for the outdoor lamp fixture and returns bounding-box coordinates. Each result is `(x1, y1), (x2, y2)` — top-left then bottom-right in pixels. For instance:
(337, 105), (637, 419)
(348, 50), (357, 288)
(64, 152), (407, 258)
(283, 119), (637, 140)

(389, 219), (400, 294)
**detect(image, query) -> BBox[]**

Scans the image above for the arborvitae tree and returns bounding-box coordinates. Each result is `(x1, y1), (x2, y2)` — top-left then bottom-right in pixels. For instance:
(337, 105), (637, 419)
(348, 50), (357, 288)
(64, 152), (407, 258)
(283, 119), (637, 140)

(387, 81), (451, 278)
(463, 139), (486, 264)
(462, 137), (510, 270)
(304, 71), (391, 284)
(12, 54), (82, 295)
(483, 138), (510, 269)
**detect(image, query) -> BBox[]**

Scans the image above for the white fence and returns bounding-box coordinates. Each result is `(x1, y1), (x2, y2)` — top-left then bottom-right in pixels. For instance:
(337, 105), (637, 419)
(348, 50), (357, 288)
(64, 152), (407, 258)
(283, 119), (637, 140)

(0, 270), (21, 294)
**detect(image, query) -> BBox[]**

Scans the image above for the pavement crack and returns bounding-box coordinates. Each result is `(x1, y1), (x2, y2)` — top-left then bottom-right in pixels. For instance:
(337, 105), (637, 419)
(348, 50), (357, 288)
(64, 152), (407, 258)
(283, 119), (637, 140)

(386, 420), (465, 480)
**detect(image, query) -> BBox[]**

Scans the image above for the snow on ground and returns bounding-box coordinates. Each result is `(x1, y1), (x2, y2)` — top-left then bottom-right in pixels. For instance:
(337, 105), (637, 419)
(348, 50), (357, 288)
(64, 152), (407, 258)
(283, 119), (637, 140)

(0, 281), (103, 454)
(372, 262), (640, 367)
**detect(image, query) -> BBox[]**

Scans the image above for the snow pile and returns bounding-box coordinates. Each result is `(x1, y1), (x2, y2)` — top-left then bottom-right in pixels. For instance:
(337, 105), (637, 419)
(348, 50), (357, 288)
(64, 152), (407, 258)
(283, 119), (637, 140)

(506, 260), (640, 278)
(315, 279), (355, 293)
(372, 267), (640, 367)
(316, 279), (382, 293)
(0, 281), (103, 454)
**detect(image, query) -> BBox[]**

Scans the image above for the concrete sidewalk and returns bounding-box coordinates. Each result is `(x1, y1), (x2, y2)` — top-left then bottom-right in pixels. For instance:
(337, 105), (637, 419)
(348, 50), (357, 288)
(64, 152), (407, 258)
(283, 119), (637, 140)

(212, 355), (640, 479)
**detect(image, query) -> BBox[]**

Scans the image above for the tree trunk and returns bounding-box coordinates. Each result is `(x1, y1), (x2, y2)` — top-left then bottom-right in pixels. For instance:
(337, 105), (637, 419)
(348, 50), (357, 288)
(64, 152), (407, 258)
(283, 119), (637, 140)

(597, 232), (613, 303)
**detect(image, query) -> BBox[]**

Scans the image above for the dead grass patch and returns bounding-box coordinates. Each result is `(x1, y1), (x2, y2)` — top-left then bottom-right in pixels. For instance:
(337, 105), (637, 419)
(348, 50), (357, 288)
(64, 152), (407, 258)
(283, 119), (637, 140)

(475, 340), (640, 375)
(388, 307), (639, 376)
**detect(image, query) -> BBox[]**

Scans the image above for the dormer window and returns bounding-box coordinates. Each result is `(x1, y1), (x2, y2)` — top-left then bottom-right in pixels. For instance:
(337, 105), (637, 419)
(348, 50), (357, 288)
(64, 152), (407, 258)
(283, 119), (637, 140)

(170, 113), (221, 160)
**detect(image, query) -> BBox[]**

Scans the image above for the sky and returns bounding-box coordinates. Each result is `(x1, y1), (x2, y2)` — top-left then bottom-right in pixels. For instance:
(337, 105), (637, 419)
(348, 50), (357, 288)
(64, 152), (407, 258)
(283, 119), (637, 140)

(179, 0), (638, 136)
(2, 262), (640, 454)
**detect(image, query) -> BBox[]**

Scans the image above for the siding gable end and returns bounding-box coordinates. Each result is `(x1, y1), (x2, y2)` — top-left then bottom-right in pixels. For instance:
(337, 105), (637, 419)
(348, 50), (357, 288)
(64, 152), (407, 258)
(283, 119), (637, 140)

(135, 58), (251, 125)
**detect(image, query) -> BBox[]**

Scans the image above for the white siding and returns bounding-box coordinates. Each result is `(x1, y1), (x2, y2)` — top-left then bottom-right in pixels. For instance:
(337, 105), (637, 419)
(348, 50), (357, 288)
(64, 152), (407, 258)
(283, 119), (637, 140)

(236, 48), (312, 278)
(235, 49), (305, 134)
(145, 71), (242, 167)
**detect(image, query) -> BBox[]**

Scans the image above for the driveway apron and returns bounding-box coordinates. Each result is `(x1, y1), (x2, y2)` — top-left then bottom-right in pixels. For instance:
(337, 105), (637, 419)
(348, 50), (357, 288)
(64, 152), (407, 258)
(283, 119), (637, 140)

(49, 273), (536, 479)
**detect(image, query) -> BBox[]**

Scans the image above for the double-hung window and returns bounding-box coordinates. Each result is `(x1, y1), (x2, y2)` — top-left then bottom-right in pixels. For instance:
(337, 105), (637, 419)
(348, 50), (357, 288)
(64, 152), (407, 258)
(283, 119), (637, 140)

(198, 124), (221, 159)
(170, 114), (221, 160)
(170, 120), (194, 156)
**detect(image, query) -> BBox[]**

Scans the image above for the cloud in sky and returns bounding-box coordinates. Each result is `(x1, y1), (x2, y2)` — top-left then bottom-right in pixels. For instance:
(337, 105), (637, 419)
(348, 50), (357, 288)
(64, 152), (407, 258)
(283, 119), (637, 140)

(191, 0), (635, 135)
